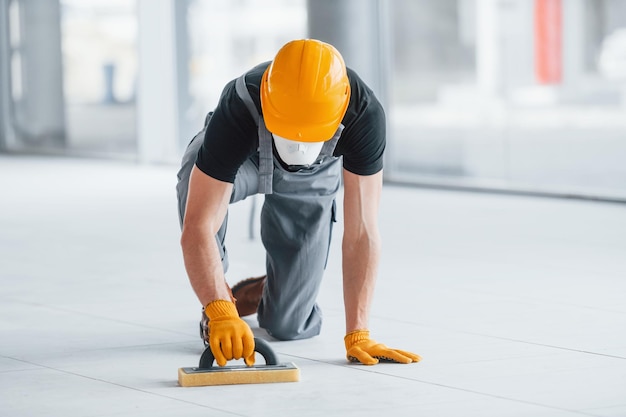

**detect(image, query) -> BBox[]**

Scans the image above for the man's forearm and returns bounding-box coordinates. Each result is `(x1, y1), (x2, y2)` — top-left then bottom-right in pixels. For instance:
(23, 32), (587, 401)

(181, 230), (231, 307)
(341, 169), (383, 334)
(180, 166), (233, 307)
(342, 232), (381, 333)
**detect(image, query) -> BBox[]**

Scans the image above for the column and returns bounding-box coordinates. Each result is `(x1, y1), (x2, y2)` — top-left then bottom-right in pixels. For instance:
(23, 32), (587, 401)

(137, 0), (179, 163)
(306, 0), (390, 108)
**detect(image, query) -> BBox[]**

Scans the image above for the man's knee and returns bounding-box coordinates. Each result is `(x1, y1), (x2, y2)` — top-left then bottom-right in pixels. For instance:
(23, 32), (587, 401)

(263, 321), (321, 341)
(258, 304), (322, 341)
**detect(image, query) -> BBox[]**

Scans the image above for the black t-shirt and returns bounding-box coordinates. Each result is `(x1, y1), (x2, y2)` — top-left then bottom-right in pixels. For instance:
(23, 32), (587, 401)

(195, 62), (385, 183)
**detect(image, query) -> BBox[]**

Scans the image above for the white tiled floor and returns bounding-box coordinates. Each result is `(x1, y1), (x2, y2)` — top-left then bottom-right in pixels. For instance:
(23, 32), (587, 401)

(1, 155), (625, 416)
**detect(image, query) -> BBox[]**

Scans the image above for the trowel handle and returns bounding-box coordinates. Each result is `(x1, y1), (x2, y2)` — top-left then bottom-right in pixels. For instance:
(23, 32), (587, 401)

(198, 337), (279, 369)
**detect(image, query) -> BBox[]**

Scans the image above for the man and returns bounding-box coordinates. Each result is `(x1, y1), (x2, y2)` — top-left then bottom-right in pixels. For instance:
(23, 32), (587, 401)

(176, 39), (420, 367)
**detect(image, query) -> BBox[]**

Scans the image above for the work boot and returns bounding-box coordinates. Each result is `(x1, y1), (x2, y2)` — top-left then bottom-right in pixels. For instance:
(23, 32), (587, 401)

(231, 275), (266, 317)
(199, 280), (236, 346)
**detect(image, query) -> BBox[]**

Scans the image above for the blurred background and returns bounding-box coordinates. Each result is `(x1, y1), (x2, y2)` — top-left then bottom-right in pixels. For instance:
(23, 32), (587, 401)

(1, 0), (625, 201)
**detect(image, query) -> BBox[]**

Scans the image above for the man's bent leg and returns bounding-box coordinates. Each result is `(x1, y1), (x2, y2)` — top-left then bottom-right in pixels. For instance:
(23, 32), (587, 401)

(257, 160), (341, 340)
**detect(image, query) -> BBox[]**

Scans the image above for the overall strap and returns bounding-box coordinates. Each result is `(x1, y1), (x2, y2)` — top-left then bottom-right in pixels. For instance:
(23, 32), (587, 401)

(234, 73), (345, 194)
(235, 74), (273, 194)
(319, 124), (344, 158)
(256, 119), (274, 195)
(235, 75), (260, 121)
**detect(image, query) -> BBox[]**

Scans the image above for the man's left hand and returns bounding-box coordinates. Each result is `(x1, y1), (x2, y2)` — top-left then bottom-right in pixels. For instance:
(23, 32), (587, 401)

(344, 329), (421, 365)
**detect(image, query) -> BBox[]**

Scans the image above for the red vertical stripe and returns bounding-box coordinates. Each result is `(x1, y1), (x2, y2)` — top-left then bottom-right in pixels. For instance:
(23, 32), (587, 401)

(535, 0), (562, 84)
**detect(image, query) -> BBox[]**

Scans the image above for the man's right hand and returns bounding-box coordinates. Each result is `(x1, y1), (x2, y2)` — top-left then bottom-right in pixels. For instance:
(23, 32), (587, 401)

(204, 300), (255, 366)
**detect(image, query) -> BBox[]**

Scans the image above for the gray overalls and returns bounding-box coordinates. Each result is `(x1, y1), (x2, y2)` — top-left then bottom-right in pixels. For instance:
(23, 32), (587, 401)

(176, 70), (343, 340)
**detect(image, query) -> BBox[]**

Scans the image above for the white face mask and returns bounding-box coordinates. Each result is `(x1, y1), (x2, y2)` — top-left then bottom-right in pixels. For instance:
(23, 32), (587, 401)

(272, 134), (324, 166)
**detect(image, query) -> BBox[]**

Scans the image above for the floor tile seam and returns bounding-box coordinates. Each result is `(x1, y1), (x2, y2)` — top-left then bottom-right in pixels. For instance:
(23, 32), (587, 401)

(274, 349), (577, 369)
(369, 315), (626, 360)
(1, 355), (248, 416)
(89, 339), (201, 351)
(320, 358), (602, 416)
(439, 288), (626, 315)
(279, 354), (599, 416)
(0, 367), (45, 374)
(425, 283), (626, 304)
(424, 350), (575, 366)
(4, 308), (623, 361)
(0, 353), (610, 417)
(23, 339), (202, 355)
(399, 253), (626, 278)
(582, 403), (626, 414)
(3, 299), (197, 338)
(461, 335), (626, 361)
(367, 279), (626, 312)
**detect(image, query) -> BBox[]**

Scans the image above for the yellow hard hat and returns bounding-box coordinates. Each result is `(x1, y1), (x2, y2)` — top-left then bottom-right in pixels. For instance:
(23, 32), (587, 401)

(260, 39), (351, 142)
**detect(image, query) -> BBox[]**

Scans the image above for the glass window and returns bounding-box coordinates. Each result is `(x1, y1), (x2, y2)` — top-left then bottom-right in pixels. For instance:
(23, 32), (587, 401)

(387, 0), (626, 200)
(60, 0), (138, 157)
(181, 0), (307, 151)
(0, 0), (138, 157)
(2, 0), (67, 151)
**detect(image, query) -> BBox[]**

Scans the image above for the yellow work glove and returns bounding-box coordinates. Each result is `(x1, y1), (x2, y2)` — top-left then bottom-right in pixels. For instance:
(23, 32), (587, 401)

(204, 300), (255, 367)
(344, 329), (422, 365)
